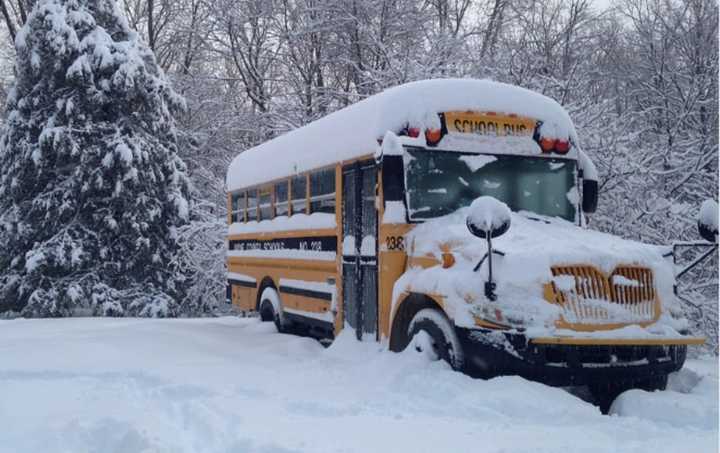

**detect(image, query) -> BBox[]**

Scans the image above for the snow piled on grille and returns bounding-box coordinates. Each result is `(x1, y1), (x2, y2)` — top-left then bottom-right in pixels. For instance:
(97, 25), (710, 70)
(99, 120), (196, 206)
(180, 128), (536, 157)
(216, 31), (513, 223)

(227, 79), (578, 191)
(0, 317), (715, 453)
(397, 208), (682, 336)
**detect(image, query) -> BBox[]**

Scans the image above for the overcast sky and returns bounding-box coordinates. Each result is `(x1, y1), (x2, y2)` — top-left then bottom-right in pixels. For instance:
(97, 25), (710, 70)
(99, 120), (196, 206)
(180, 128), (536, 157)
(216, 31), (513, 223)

(593, 0), (614, 10)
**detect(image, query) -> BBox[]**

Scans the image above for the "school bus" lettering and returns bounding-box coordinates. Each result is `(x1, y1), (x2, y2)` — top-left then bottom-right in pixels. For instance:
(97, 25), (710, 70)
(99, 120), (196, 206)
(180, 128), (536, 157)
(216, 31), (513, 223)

(444, 111), (536, 137)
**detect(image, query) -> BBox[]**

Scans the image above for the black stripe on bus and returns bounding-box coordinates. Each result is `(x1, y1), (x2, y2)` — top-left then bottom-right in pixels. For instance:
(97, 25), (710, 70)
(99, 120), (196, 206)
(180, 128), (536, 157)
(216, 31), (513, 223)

(228, 236), (337, 253)
(283, 312), (335, 335)
(229, 279), (257, 288)
(279, 285), (333, 301)
(342, 256), (377, 265)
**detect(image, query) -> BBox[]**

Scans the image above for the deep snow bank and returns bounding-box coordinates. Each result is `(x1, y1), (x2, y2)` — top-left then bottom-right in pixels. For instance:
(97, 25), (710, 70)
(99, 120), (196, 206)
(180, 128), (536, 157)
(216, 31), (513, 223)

(610, 358), (718, 430)
(0, 317), (715, 453)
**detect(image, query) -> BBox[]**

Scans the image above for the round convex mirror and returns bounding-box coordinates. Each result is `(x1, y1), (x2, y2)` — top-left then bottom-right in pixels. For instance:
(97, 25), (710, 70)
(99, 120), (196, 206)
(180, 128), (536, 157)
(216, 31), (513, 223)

(466, 196), (511, 239)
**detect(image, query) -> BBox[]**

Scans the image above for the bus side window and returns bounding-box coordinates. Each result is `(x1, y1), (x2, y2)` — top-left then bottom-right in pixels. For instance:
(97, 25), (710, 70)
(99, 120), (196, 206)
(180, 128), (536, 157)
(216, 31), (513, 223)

(275, 180), (289, 217)
(247, 189), (258, 222)
(259, 187), (273, 220)
(310, 168), (336, 214)
(291, 175), (307, 215)
(231, 192), (244, 223)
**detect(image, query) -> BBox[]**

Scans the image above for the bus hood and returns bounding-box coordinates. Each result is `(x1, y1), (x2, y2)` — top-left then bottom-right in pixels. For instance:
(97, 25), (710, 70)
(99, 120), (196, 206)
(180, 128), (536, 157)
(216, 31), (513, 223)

(398, 208), (683, 334)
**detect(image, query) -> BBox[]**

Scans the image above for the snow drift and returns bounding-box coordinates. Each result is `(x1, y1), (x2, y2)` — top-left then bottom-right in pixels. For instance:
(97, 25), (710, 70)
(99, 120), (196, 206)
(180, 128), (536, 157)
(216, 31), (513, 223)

(0, 317), (715, 453)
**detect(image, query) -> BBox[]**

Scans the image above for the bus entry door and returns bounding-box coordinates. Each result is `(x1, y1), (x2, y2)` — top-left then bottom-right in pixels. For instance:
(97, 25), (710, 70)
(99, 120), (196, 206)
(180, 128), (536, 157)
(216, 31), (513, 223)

(342, 161), (378, 341)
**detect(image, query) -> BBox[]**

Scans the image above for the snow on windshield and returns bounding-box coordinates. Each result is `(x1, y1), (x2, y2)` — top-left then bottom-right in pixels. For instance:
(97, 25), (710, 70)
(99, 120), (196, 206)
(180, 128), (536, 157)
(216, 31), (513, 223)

(459, 154), (497, 172)
(404, 149), (577, 222)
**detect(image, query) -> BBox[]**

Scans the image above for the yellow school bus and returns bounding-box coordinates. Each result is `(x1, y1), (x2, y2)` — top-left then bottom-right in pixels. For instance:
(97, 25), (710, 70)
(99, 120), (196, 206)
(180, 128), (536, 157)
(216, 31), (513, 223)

(225, 79), (702, 409)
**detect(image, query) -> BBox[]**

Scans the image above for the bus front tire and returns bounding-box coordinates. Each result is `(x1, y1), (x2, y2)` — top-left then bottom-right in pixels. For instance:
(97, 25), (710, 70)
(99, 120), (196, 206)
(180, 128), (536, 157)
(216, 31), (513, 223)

(259, 287), (285, 333)
(406, 308), (464, 371)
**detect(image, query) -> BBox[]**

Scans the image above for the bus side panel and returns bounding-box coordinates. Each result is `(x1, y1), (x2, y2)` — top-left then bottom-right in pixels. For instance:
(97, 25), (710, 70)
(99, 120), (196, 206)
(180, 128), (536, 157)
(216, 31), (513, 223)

(232, 285), (255, 312)
(281, 293), (331, 313)
(377, 225), (411, 340)
(227, 258), (262, 311)
(228, 256), (337, 315)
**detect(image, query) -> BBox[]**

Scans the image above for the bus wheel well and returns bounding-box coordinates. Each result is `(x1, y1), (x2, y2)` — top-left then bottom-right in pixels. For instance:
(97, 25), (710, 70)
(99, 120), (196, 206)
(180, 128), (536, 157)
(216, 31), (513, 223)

(256, 277), (277, 311)
(389, 293), (444, 353)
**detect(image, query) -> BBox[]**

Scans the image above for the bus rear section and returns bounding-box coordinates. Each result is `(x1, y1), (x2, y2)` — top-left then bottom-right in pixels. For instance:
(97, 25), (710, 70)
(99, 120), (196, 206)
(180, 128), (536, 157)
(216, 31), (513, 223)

(226, 167), (340, 339)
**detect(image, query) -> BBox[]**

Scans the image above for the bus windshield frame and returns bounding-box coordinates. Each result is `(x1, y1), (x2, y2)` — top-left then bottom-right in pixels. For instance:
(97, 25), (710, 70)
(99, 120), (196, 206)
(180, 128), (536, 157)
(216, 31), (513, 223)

(403, 147), (578, 222)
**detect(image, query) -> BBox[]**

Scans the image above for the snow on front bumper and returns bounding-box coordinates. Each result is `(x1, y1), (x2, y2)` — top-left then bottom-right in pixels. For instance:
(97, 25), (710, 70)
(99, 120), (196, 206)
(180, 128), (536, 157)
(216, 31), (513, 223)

(469, 314), (704, 346)
(529, 336), (704, 346)
(524, 319), (704, 346)
(457, 327), (700, 385)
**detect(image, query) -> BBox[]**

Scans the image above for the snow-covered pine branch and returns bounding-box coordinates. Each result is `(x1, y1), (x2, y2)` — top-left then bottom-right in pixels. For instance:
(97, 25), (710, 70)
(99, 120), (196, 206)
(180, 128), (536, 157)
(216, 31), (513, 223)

(0, 0), (193, 317)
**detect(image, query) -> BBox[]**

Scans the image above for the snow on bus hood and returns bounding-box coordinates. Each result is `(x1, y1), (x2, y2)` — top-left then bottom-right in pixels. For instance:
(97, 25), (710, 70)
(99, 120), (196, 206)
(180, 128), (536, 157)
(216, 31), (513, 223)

(397, 208), (680, 332)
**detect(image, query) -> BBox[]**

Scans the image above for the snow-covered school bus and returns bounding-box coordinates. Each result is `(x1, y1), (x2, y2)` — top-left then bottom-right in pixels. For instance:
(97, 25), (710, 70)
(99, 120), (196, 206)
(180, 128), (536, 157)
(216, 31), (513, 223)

(225, 79), (703, 405)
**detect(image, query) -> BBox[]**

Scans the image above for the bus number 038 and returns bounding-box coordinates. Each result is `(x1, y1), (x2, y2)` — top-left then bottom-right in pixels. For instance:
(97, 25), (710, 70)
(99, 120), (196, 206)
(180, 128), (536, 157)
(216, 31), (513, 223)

(386, 236), (405, 251)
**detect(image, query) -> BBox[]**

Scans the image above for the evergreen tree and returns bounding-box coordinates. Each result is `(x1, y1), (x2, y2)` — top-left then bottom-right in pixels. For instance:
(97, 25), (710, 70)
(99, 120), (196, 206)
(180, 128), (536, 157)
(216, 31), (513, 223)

(0, 0), (192, 317)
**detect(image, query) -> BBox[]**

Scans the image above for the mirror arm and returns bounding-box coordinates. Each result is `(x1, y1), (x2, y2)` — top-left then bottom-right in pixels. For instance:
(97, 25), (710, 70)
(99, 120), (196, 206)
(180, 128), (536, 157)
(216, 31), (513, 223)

(486, 236), (496, 301)
(473, 253), (488, 272)
(473, 249), (505, 272)
(675, 244), (718, 280)
(471, 235), (506, 301)
(484, 281), (497, 302)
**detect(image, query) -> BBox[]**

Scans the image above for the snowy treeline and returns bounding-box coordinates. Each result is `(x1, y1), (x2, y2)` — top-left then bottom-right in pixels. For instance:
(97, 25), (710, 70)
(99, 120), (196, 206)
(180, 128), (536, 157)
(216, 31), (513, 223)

(0, 0), (716, 347)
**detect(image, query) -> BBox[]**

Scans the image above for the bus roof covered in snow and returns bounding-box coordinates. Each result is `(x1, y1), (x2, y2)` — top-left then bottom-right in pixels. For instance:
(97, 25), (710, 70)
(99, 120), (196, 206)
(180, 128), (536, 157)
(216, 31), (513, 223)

(226, 79), (579, 191)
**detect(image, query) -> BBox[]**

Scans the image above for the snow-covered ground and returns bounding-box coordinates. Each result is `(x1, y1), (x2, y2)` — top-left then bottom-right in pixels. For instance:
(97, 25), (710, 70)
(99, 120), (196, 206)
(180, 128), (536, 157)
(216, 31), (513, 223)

(1, 317), (716, 453)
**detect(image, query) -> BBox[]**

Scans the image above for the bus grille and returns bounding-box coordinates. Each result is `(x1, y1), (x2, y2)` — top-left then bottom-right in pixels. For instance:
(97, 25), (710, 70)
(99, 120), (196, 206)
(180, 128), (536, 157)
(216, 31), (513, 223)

(546, 265), (659, 327)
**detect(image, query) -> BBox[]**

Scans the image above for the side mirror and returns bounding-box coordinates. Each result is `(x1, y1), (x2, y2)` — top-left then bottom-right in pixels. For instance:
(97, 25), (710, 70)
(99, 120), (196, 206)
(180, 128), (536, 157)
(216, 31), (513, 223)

(698, 199), (718, 243)
(466, 197), (510, 302)
(466, 196), (511, 239)
(582, 179), (598, 214)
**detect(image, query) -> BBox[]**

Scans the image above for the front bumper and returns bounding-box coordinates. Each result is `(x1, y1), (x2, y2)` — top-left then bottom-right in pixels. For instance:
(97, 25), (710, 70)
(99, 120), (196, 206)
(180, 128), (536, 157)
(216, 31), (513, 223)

(457, 328), (701, 386)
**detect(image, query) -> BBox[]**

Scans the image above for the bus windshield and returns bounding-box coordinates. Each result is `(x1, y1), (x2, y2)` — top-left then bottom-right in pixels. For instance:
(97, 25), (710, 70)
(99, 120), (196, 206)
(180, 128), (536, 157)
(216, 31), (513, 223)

(404, 148), (577, 222)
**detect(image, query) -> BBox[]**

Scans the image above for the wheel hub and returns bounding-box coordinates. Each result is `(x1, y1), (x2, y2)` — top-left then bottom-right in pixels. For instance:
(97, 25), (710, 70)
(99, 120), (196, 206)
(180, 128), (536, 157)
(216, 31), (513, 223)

(412, 330), (440, 361)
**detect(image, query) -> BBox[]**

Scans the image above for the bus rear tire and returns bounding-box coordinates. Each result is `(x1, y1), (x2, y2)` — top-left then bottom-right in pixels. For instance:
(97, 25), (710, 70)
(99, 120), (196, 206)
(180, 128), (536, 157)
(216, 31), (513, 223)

(259, 287), (286, 333)
(406, 308), (464, 371)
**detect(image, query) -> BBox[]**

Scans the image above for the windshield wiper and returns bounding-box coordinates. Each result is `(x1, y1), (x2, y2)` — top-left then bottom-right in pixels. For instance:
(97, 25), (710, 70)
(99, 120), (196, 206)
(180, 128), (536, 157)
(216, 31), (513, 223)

(520, 214), (551, 224)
